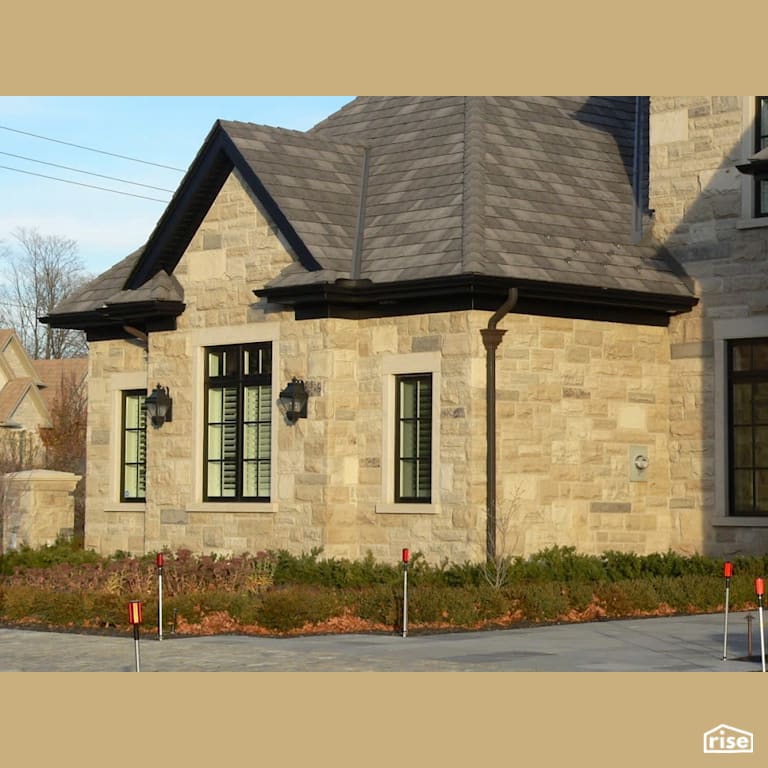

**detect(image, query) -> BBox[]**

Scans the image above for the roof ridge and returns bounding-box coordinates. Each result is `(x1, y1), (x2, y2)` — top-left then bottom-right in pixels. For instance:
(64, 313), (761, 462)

(462, 97), (486, 272)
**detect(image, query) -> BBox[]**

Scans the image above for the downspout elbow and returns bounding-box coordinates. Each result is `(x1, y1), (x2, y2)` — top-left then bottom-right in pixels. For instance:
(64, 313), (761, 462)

(487, 288), (519, 330)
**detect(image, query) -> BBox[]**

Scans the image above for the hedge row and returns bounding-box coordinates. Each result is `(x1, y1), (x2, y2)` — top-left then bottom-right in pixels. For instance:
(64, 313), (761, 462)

(0, 575), (757, 633)
(5, 541), (767, 589)
(0, 541), (764, 634)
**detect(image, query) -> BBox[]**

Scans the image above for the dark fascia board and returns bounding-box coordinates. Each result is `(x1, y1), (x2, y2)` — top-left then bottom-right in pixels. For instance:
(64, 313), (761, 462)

(127, 124), (322, 290)
(40, 300), (186, 339)
(256, 275), (698, 326)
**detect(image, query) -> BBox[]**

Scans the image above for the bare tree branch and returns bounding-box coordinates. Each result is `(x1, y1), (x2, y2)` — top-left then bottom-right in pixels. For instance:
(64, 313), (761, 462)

(0, 226), (91, 358)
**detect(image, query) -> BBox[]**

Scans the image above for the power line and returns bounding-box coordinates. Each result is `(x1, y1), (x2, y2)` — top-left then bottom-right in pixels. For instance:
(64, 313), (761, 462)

(0, 164), (170, 203)
(0, 150), (177, 193)
(0, 124), (186, 172)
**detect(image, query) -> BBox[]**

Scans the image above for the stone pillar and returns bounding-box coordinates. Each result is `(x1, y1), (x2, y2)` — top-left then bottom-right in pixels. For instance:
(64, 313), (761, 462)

(1, 470), (80, 551)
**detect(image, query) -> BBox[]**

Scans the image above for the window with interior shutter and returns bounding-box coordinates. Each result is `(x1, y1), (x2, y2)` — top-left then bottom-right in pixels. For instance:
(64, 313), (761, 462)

(395, 373), (432, 502)
(204, 343), (272, 501)
(121, 390), (147, 501)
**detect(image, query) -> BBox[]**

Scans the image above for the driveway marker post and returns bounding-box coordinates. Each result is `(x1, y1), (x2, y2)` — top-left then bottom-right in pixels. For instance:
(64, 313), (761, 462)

(128, 600), (143, 672)
(722, 561), (733, 659)
(402, 548), (409, 639)
(157, 553), (164, 641)
(756, 578), (766, 672)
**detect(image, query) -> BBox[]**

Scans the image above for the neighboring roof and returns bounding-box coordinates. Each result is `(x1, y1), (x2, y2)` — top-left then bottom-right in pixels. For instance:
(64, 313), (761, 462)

(0, 328), (44, 384)
(32, 357), (88, 412)
(0, 329), (83, 429)
(0, 378), (51, 430)
(0, 378), (33, 426)
(43, 96), (697, 334)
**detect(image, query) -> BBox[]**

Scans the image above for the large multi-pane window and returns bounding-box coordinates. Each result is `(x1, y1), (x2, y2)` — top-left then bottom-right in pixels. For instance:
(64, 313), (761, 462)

(728, 339), (768, 515)
(121, 390), (146, 501)
(204, 342), (272, 501)
(395, 374), (432, 502)
(755, 96), (768, 218)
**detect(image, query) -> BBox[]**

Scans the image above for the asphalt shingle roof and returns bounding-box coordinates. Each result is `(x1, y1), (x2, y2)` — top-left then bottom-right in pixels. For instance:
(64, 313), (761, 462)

(46, 96), (694, 325)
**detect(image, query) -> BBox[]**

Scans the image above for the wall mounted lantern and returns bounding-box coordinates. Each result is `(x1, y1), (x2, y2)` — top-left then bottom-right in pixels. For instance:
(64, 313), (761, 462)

(736, 146), (768, 176)
(146, 383), (173, 428)
(278, 377), (309, 423)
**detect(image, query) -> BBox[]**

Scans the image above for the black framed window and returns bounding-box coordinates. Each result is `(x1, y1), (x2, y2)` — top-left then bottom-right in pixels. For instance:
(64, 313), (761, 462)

(121, 390), (146, 502)
(395, 374), (432, 502)
(204, 342), (272, 501)
(755, 96), (768, 218)
(728, 339), (768, 515)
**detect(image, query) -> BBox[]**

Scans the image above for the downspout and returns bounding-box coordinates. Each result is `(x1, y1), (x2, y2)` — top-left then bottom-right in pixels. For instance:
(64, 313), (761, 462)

(631, 96), (645, 243)
(479, 287), (518, 562)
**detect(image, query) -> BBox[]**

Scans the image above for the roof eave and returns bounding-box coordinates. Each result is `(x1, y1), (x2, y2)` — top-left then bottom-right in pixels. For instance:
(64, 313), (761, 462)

(40, 300), (186, 339)
(256, 274), (698, 326)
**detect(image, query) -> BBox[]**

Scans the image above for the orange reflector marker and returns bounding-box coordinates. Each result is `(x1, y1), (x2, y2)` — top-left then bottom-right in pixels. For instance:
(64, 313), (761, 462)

(128, 600), (143, 625)
(757, 578), (765, 597)
(724, 561), (733, 578)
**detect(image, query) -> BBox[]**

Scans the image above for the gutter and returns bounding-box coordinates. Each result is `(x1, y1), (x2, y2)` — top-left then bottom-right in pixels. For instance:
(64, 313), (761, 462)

(479, 287), (518, 562)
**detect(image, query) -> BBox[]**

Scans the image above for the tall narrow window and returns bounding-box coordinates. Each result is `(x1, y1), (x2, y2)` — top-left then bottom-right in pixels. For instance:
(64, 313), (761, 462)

(395, 374), (432, 502)
(204, 342), (272, 501)
(121, 390), (146, 501)
(755, 96), (768, 218)
(728, 339), (768, 515)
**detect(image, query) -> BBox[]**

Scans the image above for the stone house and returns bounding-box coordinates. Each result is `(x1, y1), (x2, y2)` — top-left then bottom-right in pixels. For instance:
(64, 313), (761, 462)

(0, 329), (88, 468)
(0, 330), (87, 551)
(0, 329), (52, 466)
(41, 96), (768, 563)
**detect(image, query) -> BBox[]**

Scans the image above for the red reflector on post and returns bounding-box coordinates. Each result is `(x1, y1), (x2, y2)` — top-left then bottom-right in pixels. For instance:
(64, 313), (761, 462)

(724, 561), (733, 578)
(756, 578), (765, 597)
(128, 600), (143, 625)
(157, 553), (164, 568)
(402, 548), (409, 564)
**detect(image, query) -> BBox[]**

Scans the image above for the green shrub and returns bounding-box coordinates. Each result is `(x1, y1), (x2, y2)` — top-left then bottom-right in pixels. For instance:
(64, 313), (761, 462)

(516, 582), (571, 622)
(602, 551), (643, 580)
(0, 585), (94, 625)
(511, 546), (605, 583)
(564, 582), (598, 613)
(348, 585), (399, 625)
(272, 548), (400, 588)
(0, 538), (101, 575)
(255, 586), (340, 631)
(595, 580), (661, 616)
(650, 575), (724, 613)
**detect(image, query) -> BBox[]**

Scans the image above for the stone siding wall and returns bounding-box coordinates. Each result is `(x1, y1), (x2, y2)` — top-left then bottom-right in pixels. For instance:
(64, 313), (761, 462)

(651, 95), (768, 555)
(495, 313), (672, 556)
(87, 143), (760, 561)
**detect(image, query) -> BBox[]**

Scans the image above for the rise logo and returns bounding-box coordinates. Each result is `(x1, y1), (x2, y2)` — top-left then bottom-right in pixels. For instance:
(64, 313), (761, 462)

(703, 724), (754, 754)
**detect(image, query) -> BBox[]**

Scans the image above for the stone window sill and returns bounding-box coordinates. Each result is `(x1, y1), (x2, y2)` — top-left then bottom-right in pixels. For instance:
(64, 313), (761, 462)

(712, 516), (768, 527)
(375, 503), (439, 515)
(736, 217), (768, 230)
(186, 502), (277, 514)
(104, 503), (147, 513)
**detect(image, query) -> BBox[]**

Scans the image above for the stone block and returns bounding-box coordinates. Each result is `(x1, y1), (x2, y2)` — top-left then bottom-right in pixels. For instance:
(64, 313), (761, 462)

(590, 501), (632, 514)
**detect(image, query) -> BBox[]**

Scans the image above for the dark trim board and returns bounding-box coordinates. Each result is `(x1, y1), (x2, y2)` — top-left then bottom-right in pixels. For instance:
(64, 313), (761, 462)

(256, 275), (698, 326)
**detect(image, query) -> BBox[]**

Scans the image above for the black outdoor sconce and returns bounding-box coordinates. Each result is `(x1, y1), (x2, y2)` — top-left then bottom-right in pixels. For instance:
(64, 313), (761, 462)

(736, 146), (768, 176)
(146, 383), (173, 428)
(278, 377), (309, 423)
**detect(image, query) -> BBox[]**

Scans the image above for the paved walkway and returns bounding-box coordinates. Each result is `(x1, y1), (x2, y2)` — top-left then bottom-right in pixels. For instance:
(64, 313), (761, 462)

(1, 610), (766, 671)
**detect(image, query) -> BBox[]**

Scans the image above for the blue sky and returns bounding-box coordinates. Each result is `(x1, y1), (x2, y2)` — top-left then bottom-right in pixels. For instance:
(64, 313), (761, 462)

(0, 96), (354, 277)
